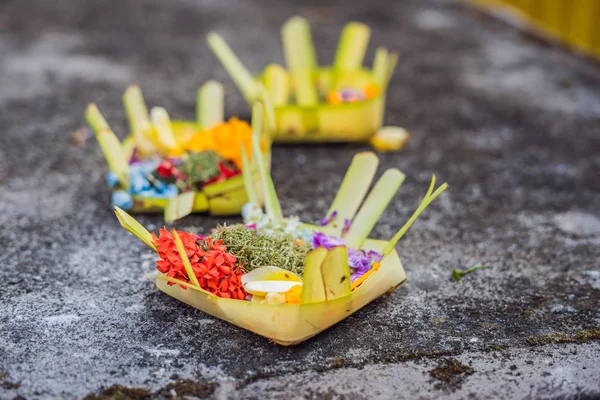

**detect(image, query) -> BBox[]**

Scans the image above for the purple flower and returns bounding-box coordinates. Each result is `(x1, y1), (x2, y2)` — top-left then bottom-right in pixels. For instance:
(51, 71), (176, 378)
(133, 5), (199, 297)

(245, 223), (257, 229)
(348, 248), (383, 282)
(129, 148), (141, 164)
(312, 232), (346, 250)
(312, 231), (383, 283)
(339, 88), (365, 102)
(319, 210), (338, 226)
(170, 157), (183, 166)
(341, 219), (351, 236)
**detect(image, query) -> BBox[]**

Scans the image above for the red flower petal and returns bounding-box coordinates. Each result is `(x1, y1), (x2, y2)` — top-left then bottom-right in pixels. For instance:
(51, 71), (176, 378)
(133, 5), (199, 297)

(219, 265), (232, 275)
(154, 229), (246, 300)
(214, 254), (225, 266)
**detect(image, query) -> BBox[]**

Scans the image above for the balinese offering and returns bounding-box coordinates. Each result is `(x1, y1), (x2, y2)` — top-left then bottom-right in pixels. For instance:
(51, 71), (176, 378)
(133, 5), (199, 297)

(86, 82), (273, 221)
(115, 103), (448, 345)
(207, 17), (406, 148)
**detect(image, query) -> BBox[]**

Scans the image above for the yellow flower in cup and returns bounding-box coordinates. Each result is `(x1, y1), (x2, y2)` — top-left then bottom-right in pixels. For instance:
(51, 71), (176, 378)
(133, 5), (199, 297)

(285, 285), (302, 304)
(185, 118), (253, 170)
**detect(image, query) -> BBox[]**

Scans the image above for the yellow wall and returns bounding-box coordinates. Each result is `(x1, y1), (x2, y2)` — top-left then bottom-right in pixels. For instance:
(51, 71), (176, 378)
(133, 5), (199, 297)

(470, 0), (600, 59)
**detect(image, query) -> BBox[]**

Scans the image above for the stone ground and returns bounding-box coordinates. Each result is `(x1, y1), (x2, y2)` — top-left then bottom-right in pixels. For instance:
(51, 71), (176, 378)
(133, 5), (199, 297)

(1, 0), (599, 398)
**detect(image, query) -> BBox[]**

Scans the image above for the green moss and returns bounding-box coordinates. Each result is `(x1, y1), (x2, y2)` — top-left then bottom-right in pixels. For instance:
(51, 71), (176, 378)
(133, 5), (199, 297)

(178, 151), (223, 188)
(207, 224), (309, 275)
(525, 327), (600, 346)
(485, 343), (509, 352)
(157, 378), (215, 398)
(373, 350), (456, 364)
(520, 310), (536, 318)
(479, 322), (500, 330)
(82, 384), (152, 400)
(574, 328), (600, 341)
(429, 358), (475, 389)
(239, 350), (457, 390)
(84, 378), (216, 400)
(0, 371), (20, 390)
(330, 358), (345, 368)
(236, 349), (460, 391)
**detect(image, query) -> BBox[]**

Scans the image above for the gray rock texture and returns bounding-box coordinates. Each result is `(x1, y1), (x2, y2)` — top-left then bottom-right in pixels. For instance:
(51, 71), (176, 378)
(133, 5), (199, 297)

(1, 0), (599, 399)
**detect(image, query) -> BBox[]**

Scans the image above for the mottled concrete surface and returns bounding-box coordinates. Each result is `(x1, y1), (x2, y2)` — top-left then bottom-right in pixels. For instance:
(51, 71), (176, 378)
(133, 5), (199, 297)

(1, 0), (599, 399)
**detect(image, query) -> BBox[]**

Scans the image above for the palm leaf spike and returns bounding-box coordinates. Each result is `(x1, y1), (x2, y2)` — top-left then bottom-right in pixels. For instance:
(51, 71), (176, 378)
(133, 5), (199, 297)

(263, 64), (290, 107)
(151, 274), (212, 295)
(301, 247), (328, 303)
(120, 136), (136, 164)
(386, 51), (399, 85)
(122, 85), (155, 154)
(251, 102), (282, 219)
(333, 22), (371, 71)
(373, 47), (397, 91)
(206, 33), (258, 103)
(281, 16), (317, 71)
(256, 83), (276, 134)
(85, 103), (110, 133)
(150, 107), (178, 153)
(263, 143), (272, 171)
(382, 176), (449, 258)
(197, 80), (224, 130)
(373, 47), (389, 89)
(425, 174), (437, 198)
(86, 104), (130, 188)
(281, 17), (318, 107)
(164, 191), (197, 223)
(172, 229), (201, 288)
(248, 138), (265, 206)
(320, 246), (351, 300)
(291, 69), (319, 106)
(122, 85), (150, 133)
(240, 143), (259, 205)
(344, 168), (406, 249)
(113, 206), (157, 251)
(325, 152), (379, 235)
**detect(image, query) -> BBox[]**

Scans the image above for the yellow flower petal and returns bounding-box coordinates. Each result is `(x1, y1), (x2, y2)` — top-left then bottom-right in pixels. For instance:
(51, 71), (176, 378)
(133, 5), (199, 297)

(180, 117), (254, 169)
(351, 262), (381, 291)
(285, 284), (303, 304)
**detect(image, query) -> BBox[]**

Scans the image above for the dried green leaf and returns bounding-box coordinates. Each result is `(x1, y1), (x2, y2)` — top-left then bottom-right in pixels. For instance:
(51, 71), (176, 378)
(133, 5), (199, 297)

(113, 207), (157, 251)
(172, 229), (201, 288)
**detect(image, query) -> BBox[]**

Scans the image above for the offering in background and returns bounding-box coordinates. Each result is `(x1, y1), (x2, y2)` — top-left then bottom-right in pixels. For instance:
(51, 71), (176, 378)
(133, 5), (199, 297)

(86, 81), (274, 221)
(207, 17), (406, 146)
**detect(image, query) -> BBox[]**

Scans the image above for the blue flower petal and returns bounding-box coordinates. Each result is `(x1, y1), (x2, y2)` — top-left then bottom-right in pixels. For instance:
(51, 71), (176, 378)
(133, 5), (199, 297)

(111, 190), (133, 210)
(161, 184), (179, 198)
(137, 160), (159, 174)
(130, 171), (151, 193)
(105, 172), (119, 188)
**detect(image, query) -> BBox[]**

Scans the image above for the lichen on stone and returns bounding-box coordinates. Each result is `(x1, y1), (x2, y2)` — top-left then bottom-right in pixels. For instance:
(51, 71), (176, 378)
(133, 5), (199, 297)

(525, 328), (600, 346)
(429, 358), (475, 390)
